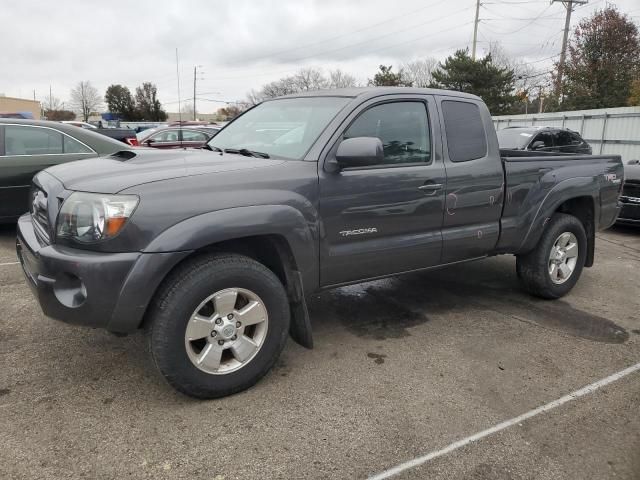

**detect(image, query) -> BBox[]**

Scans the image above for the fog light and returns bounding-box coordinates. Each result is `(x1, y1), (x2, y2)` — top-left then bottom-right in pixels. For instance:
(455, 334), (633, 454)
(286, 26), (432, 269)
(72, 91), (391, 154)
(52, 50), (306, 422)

(53, 273), (87, 308)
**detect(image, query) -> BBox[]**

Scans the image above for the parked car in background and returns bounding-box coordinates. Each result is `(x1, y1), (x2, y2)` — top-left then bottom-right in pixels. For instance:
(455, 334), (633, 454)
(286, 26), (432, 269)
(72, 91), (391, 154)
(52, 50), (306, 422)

(618, 160), (640, 226)
(138, 125), (220, 149)
(0, 119), (132, 222)
(61, 120), (138, 146)
(497, 126), (592, 155)
(61, 121), (97, 129)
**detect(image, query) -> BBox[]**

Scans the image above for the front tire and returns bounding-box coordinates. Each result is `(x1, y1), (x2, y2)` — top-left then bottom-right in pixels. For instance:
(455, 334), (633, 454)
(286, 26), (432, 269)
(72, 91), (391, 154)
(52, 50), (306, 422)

(516, 213), (587, 299)
(147, 253), (290, 399)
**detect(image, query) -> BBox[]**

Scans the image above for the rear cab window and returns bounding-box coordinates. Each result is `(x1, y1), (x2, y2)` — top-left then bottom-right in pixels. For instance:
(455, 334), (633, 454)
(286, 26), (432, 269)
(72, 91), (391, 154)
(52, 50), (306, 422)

(440, 100), (487, 162)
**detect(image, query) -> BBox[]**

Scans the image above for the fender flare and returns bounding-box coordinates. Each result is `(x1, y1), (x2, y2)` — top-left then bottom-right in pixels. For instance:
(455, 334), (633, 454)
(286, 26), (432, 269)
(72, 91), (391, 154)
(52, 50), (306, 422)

(144, 205), (317, 282)
(518, 176), (599, 254)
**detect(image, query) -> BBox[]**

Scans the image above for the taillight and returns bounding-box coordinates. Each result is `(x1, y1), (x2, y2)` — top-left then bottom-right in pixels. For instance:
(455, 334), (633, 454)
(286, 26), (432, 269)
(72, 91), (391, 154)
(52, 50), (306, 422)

(126, 137), (139, 146)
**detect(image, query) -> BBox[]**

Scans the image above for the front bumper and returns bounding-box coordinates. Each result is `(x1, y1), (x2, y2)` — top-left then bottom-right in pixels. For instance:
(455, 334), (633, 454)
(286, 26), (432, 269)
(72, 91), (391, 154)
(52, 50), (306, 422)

(16, 214), (191, 333)
(616, 198), (640, 226)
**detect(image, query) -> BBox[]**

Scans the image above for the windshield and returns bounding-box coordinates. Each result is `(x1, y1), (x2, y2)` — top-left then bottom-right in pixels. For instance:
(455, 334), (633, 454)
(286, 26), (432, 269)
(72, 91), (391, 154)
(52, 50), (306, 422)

(207, 97), (350, 159)
(496, 128), (534, 149)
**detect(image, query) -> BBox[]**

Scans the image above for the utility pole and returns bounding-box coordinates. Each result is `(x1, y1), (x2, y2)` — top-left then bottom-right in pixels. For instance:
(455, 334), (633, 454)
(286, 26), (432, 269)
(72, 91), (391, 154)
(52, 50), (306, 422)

(538, 85), (544, 113)
(552, 0), (587, 100)
(49, 85), (52, 112)
(193, 65), (204, 121)
(472, 0), (481, 60)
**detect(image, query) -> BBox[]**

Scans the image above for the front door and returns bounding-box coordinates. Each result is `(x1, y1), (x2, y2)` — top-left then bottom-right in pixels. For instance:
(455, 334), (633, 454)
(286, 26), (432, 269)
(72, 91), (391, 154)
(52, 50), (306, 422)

(318, 97), (446, 286)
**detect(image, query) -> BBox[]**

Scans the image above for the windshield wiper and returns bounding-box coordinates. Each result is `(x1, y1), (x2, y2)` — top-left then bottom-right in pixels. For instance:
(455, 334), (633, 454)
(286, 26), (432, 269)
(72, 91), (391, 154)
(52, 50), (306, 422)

(224, 148), (270, 159)
(201, 144), (223, 152)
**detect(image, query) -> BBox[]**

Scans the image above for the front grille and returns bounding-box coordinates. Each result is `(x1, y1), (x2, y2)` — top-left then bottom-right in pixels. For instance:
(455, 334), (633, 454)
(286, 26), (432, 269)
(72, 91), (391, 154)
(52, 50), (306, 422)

(620, 204), (640, 220)
(621, 180), (640, 202)
(30, 186), (51, 244)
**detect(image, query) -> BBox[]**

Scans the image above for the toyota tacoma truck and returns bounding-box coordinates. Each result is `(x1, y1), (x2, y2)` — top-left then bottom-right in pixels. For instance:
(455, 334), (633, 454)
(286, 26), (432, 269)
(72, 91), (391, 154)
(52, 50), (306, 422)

(15, 88), (623, 398)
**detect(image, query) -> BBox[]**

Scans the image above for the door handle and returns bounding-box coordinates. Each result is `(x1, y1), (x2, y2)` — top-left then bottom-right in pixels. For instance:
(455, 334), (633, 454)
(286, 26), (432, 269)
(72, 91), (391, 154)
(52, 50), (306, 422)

(418, 183), (443, 195)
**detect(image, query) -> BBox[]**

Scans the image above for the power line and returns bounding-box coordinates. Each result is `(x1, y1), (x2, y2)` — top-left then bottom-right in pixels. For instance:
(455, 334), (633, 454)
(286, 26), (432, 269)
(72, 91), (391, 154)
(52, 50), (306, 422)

(204, 13), (471, 81)
(221, 0), (449, 66)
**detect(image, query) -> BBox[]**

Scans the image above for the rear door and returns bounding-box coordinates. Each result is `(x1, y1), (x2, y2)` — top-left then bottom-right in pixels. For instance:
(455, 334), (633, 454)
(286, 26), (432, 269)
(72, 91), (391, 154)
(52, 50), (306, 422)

(144, 129), (182, 148)
(0, 124), (96, 218)
(318, 95), (446, 286)
(436, 97), (504, 263)
(180, 129), (210, 148)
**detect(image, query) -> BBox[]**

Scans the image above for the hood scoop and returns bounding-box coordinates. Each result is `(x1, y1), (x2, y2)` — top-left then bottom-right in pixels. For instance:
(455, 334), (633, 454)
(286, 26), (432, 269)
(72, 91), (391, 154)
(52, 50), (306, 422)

(110, 150), (138, 161)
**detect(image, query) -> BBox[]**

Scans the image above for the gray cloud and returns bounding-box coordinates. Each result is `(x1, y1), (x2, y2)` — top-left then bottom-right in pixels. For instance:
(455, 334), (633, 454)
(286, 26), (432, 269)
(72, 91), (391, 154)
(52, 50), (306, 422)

(2, 0), (637, 113)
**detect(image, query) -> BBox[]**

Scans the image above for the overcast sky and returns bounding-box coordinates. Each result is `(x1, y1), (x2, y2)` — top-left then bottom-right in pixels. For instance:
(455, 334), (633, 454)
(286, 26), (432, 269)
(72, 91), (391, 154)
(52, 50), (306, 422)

(2, 0), (639, 114)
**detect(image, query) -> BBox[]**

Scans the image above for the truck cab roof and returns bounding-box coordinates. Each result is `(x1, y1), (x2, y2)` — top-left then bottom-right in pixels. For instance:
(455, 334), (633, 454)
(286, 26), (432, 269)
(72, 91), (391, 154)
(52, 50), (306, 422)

(275, 87), (482, 102)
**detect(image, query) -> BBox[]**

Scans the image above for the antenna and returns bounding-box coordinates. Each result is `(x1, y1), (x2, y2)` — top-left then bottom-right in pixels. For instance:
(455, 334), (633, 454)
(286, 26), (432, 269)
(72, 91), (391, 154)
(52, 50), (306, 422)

(175, 48), (182, 125)
(175, 47), (183, 148)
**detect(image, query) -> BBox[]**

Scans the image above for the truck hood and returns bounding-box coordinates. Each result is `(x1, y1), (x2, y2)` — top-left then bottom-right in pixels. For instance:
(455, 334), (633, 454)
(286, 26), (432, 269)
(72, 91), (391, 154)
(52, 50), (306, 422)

(44, 149), (285, 193)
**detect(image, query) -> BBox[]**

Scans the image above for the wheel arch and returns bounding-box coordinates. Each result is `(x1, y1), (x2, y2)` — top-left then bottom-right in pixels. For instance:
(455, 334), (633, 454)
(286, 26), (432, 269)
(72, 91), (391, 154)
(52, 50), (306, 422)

(518, 177), (598, 266)
(108, 206), (317, 348)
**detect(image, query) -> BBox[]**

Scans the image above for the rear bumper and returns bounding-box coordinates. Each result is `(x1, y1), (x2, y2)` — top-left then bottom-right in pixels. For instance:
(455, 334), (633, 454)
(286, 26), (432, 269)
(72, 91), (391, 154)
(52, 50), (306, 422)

(16, 214), (191, 333)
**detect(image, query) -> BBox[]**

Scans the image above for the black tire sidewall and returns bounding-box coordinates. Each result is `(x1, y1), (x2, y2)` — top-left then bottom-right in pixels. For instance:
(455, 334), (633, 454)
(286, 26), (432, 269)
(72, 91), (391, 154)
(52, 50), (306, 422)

(536, 214), (587, 297)
(149, 255), (290, 398)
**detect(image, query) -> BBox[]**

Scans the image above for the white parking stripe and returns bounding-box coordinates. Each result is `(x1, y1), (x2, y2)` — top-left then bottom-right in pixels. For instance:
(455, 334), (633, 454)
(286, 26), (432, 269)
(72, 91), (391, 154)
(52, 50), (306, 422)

(368, 362), (640, 480)
(0, 262), (19, 267)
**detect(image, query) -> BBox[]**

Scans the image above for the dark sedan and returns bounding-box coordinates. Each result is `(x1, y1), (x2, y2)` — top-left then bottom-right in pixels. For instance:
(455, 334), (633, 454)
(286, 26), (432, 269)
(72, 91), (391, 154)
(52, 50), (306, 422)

(0, 119), (132, 222)
(138, 126), (220, 149)
(497, 126), (592, 155)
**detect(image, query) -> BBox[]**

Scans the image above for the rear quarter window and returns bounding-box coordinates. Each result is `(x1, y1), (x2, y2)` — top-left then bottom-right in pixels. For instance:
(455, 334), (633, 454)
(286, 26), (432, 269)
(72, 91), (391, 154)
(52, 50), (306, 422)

(441, 100), (487, 162)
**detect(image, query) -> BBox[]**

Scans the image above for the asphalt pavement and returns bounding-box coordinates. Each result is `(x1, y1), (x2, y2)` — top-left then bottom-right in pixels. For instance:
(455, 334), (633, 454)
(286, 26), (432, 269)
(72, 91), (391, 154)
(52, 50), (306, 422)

(0, 223), (638, 479)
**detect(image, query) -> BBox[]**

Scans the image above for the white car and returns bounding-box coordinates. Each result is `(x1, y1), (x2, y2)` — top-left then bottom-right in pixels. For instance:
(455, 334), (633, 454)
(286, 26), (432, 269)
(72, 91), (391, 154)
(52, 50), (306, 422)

(61, 121), (97, 129)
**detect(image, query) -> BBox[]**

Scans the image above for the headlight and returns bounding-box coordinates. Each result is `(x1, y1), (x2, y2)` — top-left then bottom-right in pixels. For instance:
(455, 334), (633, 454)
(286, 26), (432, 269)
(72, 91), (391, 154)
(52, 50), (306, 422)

(56, 192), (139, 243)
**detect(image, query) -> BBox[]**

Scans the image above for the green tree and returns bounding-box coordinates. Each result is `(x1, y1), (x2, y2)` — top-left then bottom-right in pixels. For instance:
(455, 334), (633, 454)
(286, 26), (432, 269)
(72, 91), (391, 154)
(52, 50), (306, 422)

(134, 82), (167, 121)
(561, 7), (640, 110)
(105, 84), (137, 120)
(629, 78), (640, 106)
(429, 49), (517, 114)
(368, 65), (412, 87)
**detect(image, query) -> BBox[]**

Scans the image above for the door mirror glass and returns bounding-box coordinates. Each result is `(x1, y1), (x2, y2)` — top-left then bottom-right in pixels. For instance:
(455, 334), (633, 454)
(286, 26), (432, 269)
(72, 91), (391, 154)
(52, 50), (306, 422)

(531, 140), (545, 150)
(335, 137), (384, 169)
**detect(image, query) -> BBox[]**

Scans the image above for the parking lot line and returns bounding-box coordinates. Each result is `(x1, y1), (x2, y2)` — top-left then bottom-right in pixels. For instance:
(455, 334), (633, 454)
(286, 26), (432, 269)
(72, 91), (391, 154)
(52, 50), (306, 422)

(0, 261), (18, 266)
(368, 361), (640, 480)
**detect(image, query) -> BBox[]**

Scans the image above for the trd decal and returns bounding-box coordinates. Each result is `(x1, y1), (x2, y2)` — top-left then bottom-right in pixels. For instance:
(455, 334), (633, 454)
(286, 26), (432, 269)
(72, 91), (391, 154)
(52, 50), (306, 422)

(603, 173), (621, 184)
(339, 228), (378, 237)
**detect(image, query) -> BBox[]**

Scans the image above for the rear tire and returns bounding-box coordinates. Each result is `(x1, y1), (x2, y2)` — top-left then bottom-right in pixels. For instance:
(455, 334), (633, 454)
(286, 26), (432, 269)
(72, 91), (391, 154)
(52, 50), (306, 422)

(516, 213), (587, 299)
(147, 253), (290, 399)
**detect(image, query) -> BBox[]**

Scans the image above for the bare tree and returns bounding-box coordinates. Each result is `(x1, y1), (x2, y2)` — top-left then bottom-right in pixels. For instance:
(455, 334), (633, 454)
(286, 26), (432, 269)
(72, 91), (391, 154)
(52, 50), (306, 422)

(260, 76), (299, 98)
(328, 69), (358, 88)
(42, 95), (62, 112)
(400, 58), (438, 87)
(293, 68), (329, 91)
(70, 81), (101, 121)
(245, 89), (264, 106)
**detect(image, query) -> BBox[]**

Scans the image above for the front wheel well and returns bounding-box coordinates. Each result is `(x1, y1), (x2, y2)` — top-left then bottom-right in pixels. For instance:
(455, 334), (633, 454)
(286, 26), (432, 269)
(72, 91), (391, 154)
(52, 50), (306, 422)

(139, 235), (300, 330)
(194, 235), (299, 294)
(555, 196), (595, 267)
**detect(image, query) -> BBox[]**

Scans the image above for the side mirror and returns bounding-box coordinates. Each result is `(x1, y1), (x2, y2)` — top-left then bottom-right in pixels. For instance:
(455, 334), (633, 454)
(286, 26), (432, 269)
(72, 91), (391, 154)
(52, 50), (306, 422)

(530, 140), (546, 150)
(628, 159), (639, 165)
(334, 137), (383, 169)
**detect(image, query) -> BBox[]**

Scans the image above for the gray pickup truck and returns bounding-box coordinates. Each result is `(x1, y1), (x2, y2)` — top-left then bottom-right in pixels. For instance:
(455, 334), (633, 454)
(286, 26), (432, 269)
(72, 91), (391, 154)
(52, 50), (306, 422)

(16, 88), (623, 398)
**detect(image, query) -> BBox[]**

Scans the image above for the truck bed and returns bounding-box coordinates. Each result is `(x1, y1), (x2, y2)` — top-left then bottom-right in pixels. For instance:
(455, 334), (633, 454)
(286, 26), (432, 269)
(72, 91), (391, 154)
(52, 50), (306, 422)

(496, 150), (623, 255)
